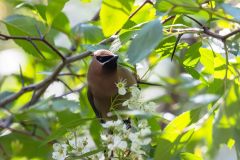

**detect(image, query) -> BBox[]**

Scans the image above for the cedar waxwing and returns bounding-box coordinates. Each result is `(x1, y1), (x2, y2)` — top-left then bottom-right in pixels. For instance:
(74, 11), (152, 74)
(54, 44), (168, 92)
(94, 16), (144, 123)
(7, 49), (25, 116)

(87, 49), (137, 121)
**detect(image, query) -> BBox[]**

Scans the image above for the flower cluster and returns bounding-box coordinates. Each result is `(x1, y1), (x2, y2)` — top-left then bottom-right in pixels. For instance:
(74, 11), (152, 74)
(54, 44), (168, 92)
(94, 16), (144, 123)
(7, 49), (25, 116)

(52, 79), (155, 160)
(100, 119), (152, 159)
(52, 119), (152, 160)
(52, 131), (105, 160)
(116, 79), (157, 113)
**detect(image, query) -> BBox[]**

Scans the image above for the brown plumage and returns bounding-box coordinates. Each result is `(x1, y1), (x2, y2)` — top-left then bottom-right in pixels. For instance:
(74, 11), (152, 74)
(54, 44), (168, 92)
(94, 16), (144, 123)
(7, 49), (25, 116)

(87, 49), (137, 120)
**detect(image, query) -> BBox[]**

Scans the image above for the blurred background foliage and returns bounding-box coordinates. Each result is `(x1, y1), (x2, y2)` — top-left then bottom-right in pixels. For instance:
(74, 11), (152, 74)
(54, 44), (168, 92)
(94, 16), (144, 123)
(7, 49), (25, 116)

(0, 0), (240, 159)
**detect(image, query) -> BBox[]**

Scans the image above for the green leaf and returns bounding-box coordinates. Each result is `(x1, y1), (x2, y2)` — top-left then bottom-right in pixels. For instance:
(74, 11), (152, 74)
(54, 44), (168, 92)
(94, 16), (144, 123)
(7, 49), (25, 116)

(154, 108), (201, 160)
(72, 23), (105, 44)
(46, 0), (69, 26)
(183, 42), (201, 67)
(52, 12), (71, 36)
(156, 0), (200, 14)
(51, 98), (80, 112)
(100, 0), (134, 36)
(179, 152), (203, 160)
(69, 148), (105, 159)
(79, 87), (95, 118)
(90, 120), (102, 147)
(80, 0), (92, 2)
(166, 0), (199, 7)
(199, 48), (214, 74)
(127, 19), (163, 64)
(184, 67), (208, 84)
(41, 117), (97, 145)
(0, 133), (51, 159)
(130, 3), (156, 24)
(3, 15), (57, 58)
(221, 3), (240, 21)
(3, 15), (48, 37)
(26, 4), (71, 36)
(154, 36), (188, 60)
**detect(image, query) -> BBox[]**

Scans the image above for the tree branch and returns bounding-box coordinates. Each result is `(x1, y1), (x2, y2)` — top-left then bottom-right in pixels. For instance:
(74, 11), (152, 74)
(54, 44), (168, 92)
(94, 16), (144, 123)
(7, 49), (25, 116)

(0, 33), (65, 60)
(184, 15), (240, 41)
(0, 37), (115, 108)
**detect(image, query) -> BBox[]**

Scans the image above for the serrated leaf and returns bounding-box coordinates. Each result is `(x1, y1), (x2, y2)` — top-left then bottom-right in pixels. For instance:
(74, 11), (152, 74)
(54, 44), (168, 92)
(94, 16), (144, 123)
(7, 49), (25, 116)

(100, 0), (134, 36)
(127, 19), (163, 64)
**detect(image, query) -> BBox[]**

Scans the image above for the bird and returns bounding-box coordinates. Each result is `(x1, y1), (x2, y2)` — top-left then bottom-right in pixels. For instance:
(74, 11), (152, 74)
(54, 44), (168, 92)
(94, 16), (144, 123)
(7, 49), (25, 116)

(87, 49), (137, 122)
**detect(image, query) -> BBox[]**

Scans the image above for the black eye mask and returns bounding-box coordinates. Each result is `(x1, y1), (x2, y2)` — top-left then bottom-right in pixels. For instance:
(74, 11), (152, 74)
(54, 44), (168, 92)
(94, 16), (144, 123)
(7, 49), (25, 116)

(96, 56), (114, 63)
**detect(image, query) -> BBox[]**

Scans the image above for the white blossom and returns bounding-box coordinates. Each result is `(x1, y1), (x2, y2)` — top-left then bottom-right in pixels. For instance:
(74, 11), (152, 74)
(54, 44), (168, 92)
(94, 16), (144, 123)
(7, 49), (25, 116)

(108, 135), (128, 151)
(143, 102), (157, 113)
(129, 85), (141, 98)
(68, 136), (88, 150)
(116, 79), (127, 95)
(52, 143), (68, 160)
(138, 120), (149, 129)
(102, 119), (122, 128)
(123, 97), (145, 110)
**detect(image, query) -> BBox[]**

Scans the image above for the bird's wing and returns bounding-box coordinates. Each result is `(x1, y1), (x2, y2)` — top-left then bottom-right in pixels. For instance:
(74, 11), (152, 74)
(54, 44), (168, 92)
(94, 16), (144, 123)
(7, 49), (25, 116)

(87, 88), (103, 120)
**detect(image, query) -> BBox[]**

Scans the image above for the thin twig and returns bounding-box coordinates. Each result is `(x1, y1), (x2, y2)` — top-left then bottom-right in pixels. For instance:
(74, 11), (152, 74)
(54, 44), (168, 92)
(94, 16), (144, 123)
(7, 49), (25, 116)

(223, 41), (229, 91)
(137, 80), (164, 87)
(223, 28), (240, 40)
(184, 15), (239, 40)
(35, 24), (44, 39)
(54, 85), (86, 99)
(161, 15), (176, 24)
(56, 78), (74, 92)
(28, 39), (46, 59)
(42, 38), (65, 61)
(0, 33), (65, 60)
(58, 73), (85, 78)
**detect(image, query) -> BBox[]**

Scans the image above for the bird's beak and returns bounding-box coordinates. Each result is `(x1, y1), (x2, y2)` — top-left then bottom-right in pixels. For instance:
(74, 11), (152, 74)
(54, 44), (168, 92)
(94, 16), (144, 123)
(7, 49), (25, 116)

(103, 54), (118, 69)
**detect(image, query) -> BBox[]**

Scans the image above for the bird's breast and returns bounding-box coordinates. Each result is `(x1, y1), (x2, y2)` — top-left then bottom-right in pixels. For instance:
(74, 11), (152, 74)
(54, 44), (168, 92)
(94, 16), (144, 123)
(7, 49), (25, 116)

(88, 72), (118, 98)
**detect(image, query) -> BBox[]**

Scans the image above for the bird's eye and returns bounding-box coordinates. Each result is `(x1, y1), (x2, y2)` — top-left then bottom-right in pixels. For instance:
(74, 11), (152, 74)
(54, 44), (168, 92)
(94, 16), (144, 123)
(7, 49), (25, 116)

(96, 56), (113, 63)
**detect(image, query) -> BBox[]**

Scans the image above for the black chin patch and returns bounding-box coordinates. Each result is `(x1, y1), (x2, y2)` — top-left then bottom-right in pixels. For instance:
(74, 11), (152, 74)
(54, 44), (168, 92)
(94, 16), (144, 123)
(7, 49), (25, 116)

(96, 56), (114, 63)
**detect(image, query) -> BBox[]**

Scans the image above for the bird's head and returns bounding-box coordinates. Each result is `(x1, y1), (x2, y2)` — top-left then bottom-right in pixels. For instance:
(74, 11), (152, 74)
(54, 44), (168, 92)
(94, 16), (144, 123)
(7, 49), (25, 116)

(93, 49), (119, 71)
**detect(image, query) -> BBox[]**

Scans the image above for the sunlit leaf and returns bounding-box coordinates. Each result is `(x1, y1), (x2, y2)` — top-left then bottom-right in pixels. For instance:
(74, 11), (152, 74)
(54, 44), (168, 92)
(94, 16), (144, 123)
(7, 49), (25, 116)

(154, 108), (201, 160)
(100, 0), (134, 36)
(46, 0), (69, 26)
(183, 42), (201, 67)
(179, 152), (203, 160)
(199, 48), (215, 74)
